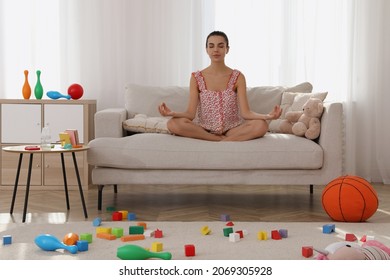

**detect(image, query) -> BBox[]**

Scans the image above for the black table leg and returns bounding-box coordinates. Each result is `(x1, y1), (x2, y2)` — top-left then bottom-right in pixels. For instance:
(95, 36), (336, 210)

(22, 153), (34, 223)
(60, 153), (70, 210)
(72, 152), (88, 218)
(10, 153), (23, 214)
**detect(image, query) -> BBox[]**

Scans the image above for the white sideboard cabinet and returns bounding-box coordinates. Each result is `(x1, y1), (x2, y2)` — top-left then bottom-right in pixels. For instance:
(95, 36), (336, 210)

(0, 99), (96, 190)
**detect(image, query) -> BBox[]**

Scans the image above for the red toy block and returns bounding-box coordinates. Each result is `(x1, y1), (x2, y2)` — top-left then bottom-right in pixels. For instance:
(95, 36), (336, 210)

(226, 221), (234, 226)
(154, 229), (163, 238)
(345, 233), (357, 241)
(112, 211), (123, 221)
(236, 230), (244, 239)
(271, 230), (282, 240)
(302, 246), (313, 258)
(184, 244), (196, 257)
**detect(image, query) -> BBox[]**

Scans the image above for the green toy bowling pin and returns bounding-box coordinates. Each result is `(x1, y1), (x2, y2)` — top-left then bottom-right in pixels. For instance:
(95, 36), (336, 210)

(22, 70), (31, 99)
(117, 244), (172, 260)
(34, 70), (43, 99)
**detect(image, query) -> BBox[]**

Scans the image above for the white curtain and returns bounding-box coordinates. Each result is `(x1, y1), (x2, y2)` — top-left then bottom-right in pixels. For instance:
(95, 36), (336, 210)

(0, 0), (389, 183)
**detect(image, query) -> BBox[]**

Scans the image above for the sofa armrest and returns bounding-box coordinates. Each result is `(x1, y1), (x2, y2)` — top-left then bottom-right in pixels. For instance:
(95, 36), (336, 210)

(94, 108), (127, 138)
(318, 102), (344, 178)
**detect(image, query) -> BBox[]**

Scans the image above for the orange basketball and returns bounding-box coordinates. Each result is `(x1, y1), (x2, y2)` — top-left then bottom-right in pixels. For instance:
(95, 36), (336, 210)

(322, 175), (378, 222)
(63, 233), (79, 245)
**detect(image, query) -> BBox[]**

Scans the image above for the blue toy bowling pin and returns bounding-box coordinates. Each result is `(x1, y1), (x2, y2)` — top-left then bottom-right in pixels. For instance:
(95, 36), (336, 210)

(34, 234), (78, 254)
(46, 91), (71, 100)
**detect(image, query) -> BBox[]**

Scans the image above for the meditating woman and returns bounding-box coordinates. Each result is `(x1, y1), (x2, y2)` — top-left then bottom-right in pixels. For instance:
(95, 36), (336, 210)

(158, 31), (282, 141)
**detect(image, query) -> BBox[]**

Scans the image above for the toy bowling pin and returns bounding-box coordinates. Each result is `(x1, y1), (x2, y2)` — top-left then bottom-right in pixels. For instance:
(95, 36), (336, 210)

(46, 91), (71, 100)
(22, 70), (31, 99)
(117, 244), (172, 260)
(34, 70), (43, 99)
(34, 234), (78, 254)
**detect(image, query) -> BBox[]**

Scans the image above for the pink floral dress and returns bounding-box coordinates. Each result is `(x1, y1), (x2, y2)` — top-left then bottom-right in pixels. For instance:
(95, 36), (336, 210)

(192, 69), (244, 135)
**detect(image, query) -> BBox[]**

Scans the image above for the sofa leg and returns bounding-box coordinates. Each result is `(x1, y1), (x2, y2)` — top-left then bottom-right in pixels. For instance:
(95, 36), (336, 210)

(309, 184), (313, 194)
(98, 185), (105, 211)
(114, 184), (118, 193)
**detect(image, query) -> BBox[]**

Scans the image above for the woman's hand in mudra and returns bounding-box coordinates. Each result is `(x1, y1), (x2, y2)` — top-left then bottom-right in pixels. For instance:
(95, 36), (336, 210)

(158, 102), (175, 117)
(267, 105), (282, 120)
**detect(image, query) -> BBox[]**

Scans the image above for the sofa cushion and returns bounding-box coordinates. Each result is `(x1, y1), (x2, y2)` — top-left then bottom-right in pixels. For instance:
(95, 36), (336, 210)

(88, 133), (323, 170)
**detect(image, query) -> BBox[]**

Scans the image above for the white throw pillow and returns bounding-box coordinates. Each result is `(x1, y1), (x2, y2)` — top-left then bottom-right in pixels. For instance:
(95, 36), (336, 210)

(268, 91), (328, 133)
(123, 114), (172, 134)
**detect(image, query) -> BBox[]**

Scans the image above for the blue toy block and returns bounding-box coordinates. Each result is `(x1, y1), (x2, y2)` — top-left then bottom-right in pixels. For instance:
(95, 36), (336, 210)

(93, 217), (102, 227)
(127, 213), (136, 221)
(279, 229), (288, 238)
(76, 240), (89, 251)
(220, 214), (230, 222)
(322, 224), (336, 234)
(3, 235), (12, 245)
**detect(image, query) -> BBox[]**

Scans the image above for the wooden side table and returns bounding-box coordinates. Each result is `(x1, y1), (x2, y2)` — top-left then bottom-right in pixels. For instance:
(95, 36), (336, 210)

(2, 145), (89, 222)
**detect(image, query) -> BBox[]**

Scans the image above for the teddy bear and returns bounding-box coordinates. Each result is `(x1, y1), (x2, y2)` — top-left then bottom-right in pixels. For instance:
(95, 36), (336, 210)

(279, 97), (324, 140)
(315, 240), (390, 260)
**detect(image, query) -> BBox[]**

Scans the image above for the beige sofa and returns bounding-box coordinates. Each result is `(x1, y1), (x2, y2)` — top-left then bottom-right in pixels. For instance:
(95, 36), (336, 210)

(87, 82), (343, 210)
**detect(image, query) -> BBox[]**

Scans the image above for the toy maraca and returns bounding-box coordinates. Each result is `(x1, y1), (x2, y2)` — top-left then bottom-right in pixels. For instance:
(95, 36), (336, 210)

(47, 91), (71, 100)
(34, 234), (78, 254)
(117, 244), (172, 260)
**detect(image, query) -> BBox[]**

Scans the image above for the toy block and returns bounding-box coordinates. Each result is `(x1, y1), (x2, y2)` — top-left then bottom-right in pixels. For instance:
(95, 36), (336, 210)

(112, 211), (123, 221)
(112, 227), (124, 238)
(271, 230), (282, 240)
(229, 232), (241, 242)
(96, 232), (117, 240)
(220, 214), (230, 222)
(119, 210), (128, 220)
(120, 234), (145, 242)
(151, 242), (163, 252)
(127, 213), (136, 221)
(242, 229), (248, 236)
(200, 226), (211, 235)
(257, 231), (268, 240)
(137, 222), (147, 230)
(302, 246), (313, 258)
(129, 226), (144, 235)
(106, 206), (116, 212)
(184, 244), (196, 257)
(144, 229), (154, 238)
(2, 235), (12, 245)
(92, 217), (102, 227)
(96, 227), (111, 234)
(80, 233), (93, 243)
(322, 224), (335, 234)
(226, 221), (234, 226)
(223, 227), (234, 237)
(279, 229), (288, 238)
(235, 230), (244, 239)
(154, 229), (163, 238)
(345, 233), (357, 241)
(366, 235), (375, 241)
(76, 240), (89, 251)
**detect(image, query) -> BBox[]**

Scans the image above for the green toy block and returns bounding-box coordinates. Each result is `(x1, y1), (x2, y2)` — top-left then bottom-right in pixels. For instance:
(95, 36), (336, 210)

(112, 227), (124, 238)
(223, 227), (233, 237)
(129, 226), (144, 235)
(80, 233), (93, 243)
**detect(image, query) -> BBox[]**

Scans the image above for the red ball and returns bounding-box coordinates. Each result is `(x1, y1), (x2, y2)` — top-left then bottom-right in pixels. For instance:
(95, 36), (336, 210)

(68, 83), (84, 100)
(322, 175), (378, 222)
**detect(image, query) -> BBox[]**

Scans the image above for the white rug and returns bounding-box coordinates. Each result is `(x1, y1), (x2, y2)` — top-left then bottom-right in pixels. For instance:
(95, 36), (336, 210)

(1, 221), (389, 260)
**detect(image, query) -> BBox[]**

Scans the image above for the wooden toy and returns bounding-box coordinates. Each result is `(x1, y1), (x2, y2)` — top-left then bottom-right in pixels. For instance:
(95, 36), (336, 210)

(235, 230), (244, 239)
(129, 226), (144, 235)
(22, 70), (31, 99)
(184, 244), (195, 257)
(279, 229), (288, 238)
(92, 217), (102, 227)
(345, 233), (357, 241)
(120, 234), (145, 242)
(96, 232), (116, 240)
(226, 221), (234, 226)
(229, 233), (240, 242)
(200, 226), (211, 235)
(112, 227), (124, 238)
(127, 212), (136, 220)
(117, 244), (172, 260)
(3, 235), (12, 245)
(137, 222), (147, 229)
(271, 230), (282, 240)
(144, 229), (154, 237)
(76, 240), (89, 251)
(119, 210), (128, 220)
(302, 246), (313, 258)
(63, 233), (79, 245)
(154, 229), (163, 238)
(35, 234), (78, 254)
(257, 231), (267, 240)
(223, 227), (233, 237)
(106, 206), (116, 212)
(96, 227), (111, 234)
(80, 233), (93, 243)
(220, 214), (230, 221)
(151, 242), (163, 252)
(322, 224), (335, 234)
(112, 211), (123, 221)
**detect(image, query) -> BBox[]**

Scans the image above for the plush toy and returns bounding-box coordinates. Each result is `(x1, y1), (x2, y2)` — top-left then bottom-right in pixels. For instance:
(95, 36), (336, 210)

(315, 240), (390, 260)
(279, 97), (324, 140)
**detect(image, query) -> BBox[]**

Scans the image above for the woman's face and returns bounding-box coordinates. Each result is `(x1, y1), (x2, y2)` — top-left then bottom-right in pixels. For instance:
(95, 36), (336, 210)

(206, 35), (229, 62)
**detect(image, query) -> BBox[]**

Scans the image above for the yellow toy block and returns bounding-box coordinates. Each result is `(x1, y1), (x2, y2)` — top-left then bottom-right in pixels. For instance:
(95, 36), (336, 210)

(151, 242), (163, 252)
(119, 210), (128, 220)
(257, 231), (268, 240)
(200, 226), (211, 235)
(96, 227), (111, 234)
